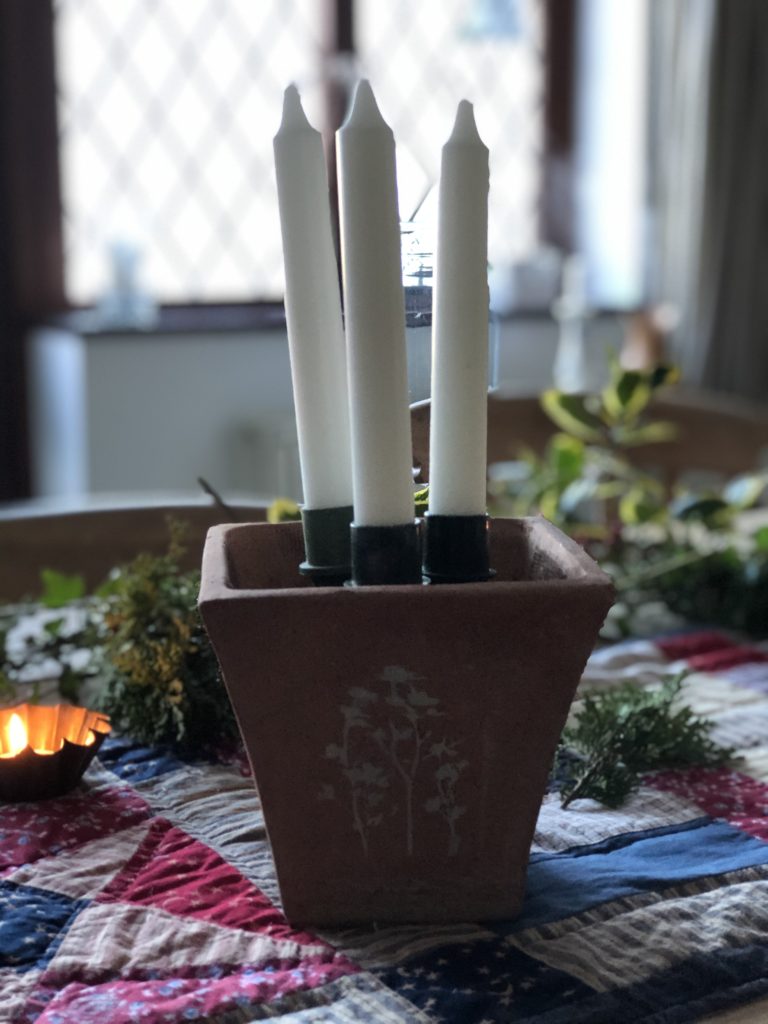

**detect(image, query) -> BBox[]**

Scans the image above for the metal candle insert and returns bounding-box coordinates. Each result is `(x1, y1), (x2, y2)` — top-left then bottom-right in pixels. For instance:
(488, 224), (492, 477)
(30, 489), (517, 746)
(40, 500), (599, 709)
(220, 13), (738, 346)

(299, 505), (354, 586)
(422, 513), (495, 584)
(0, 704), (111, 802)
(349, 520), (424, 586)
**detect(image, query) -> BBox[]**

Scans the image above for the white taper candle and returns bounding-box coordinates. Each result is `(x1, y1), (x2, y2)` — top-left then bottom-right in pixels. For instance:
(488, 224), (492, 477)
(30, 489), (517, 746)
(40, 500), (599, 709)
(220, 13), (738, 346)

(273, 85), (353, 510)
(429, 101), (490, 516)
(336, 80), (415, 526)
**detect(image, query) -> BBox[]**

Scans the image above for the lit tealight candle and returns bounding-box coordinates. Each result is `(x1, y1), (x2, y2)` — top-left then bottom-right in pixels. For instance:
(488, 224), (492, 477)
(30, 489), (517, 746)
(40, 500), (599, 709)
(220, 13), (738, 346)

(429, 100), (490, 516)
(336, 80), (415, 528)
(273, 85), (353, 511)
(1, 713), (27, 758)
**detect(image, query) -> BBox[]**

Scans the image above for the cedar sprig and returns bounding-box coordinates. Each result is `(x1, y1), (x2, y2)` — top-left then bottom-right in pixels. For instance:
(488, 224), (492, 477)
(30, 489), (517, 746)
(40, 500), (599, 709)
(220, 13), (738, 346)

(558, 672), (736, 808)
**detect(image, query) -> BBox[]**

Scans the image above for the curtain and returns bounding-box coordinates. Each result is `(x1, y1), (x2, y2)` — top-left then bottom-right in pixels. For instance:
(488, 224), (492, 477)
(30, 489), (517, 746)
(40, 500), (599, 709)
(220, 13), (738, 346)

(648, 0), (768, 401)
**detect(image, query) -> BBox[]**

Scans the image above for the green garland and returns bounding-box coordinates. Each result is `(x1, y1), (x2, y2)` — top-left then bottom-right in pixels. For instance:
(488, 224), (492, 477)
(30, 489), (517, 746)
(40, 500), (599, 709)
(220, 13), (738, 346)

(1, 521), (238, 756)
(0, 464), (750, 802)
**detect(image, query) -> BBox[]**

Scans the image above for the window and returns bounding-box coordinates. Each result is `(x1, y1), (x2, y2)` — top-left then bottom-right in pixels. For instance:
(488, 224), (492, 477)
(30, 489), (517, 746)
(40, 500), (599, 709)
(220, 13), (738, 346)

(54, 0), (326, 303)
(53, 0), (549, 305)
(0, 0), (574, 500)
(358, 0), (544, 268)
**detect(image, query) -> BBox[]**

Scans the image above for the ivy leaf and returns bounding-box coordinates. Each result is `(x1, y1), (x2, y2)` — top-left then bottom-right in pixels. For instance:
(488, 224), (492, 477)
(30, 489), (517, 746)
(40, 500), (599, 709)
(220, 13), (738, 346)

(40, 570), (86, 609)
(559, 478), (600, 517)
(669, 495), (731, 526)
(649, 364), (681, 390)
(602, 370), (651, 423)
(414, 484), (429, 515)
(753, 526), (768, 552)
(548, 433), (585, 485)
(613, 420), (677, 447)
(619, 485), (666, 526)
(722, 473), (768, 511)
(267, 498), (301, 523)
(540, 391), (605, 443)
(94, 570), (124, 598)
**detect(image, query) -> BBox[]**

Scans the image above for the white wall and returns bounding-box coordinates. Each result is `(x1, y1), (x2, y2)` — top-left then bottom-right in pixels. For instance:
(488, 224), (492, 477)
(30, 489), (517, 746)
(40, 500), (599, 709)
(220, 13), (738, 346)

(27, 316), (624, 503)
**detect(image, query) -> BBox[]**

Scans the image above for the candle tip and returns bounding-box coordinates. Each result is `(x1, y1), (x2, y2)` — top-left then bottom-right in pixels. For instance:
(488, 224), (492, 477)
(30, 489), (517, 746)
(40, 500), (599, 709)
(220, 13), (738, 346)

(277, 83), (311, 135)
(448, 100), (484, 146)
(342, 79), (387, 131)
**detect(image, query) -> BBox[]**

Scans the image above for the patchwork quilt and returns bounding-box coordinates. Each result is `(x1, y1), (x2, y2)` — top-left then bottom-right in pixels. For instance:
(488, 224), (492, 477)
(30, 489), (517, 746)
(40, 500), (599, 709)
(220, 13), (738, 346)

(3, 630), (768, 1023)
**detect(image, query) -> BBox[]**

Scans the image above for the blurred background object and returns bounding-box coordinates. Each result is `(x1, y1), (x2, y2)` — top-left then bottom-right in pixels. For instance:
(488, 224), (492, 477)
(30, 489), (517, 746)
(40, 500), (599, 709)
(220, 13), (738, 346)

(1, 0), (767, 512)
(92, 241), (157, 332)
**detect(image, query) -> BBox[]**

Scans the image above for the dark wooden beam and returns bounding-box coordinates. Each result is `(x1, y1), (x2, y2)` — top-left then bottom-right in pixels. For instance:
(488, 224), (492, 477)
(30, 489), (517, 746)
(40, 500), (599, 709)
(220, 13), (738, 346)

(0, 0), (65, 500)
(540, 0), (578, 252)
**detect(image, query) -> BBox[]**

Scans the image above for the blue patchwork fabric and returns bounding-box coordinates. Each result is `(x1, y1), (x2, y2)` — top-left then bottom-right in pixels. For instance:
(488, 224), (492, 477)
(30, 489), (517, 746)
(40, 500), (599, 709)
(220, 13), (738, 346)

(374, 936), (595, 1022)
(0, 881), (86, 972)
(97, 735), (184, 783)
(518, 818), (768, 930)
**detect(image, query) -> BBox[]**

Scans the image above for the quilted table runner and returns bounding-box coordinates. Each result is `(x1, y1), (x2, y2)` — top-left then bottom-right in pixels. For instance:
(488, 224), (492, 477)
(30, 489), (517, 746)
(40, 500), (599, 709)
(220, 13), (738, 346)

(3, 630), (768, 1023)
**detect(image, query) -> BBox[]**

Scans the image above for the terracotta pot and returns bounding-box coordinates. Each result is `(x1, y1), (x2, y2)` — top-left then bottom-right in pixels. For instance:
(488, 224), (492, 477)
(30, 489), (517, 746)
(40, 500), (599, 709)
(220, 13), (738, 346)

(199, 516), (613, 926)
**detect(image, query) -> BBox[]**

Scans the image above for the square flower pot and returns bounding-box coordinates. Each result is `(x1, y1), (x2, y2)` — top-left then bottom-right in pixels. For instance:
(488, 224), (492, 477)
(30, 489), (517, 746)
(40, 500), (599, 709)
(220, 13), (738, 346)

(199, 516), (613, 926)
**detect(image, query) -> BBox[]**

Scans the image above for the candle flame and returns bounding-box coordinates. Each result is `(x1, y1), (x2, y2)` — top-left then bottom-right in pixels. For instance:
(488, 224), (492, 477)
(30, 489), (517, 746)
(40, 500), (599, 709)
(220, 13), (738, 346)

(7, 713), (27, 756)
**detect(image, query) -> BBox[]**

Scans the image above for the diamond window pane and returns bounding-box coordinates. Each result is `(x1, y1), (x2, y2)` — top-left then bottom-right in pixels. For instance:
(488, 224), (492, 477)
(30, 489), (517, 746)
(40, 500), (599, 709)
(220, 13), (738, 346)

(54, 0), (325, 304)
(357, 0), (544, 267)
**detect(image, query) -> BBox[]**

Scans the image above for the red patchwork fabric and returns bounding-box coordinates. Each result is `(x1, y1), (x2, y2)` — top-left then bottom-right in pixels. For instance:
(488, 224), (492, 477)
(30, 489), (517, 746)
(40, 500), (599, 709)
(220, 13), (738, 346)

(648, 767), (768, 840)
(687, 647), (768, 673)
(96, 818), (320, 945)
(657, 632), (768, 673)
(0, 786), (151, 869)
(656, 632), (736, 662)
(25, 958), (357, 1024)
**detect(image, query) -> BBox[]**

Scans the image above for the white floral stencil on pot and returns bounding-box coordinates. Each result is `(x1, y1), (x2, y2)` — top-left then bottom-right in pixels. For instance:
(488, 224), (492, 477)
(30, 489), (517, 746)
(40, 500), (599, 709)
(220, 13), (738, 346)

(321, 665), (468, 856)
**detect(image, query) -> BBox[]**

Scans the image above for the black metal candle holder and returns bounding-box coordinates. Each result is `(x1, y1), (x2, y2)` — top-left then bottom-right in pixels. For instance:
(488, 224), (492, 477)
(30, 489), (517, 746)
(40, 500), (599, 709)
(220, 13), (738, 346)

(0, 704), (111, 803)
(422, 513), (495, 584)
(299, 505), (354, 586)
(349, 520), (424, 586)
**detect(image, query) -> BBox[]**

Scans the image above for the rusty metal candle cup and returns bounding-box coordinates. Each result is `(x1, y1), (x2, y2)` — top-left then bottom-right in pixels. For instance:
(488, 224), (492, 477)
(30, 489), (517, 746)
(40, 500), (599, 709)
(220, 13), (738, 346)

(199, 516), (613, 927)
(298, 505), (353, 586)
(0, 704), (111, 802)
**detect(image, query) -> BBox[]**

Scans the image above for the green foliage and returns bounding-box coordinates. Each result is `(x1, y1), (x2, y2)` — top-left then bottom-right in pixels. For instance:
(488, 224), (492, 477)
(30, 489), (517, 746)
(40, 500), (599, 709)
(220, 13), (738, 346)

(540, 392), (605, 443)
(558, 673), (735, 808)
(40, 570), (86, 608)
(490, 360), (768, 636)
(0, 520), (238, 756)
(651, 542), (768, 636)
(541, 361), (679, 451)
(0, 668), (16, 703)
(414, 485), (430, 516)
(97, 523), (238, 754)
(267, 498), (301, 523)
(492, 362), (679, 537)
